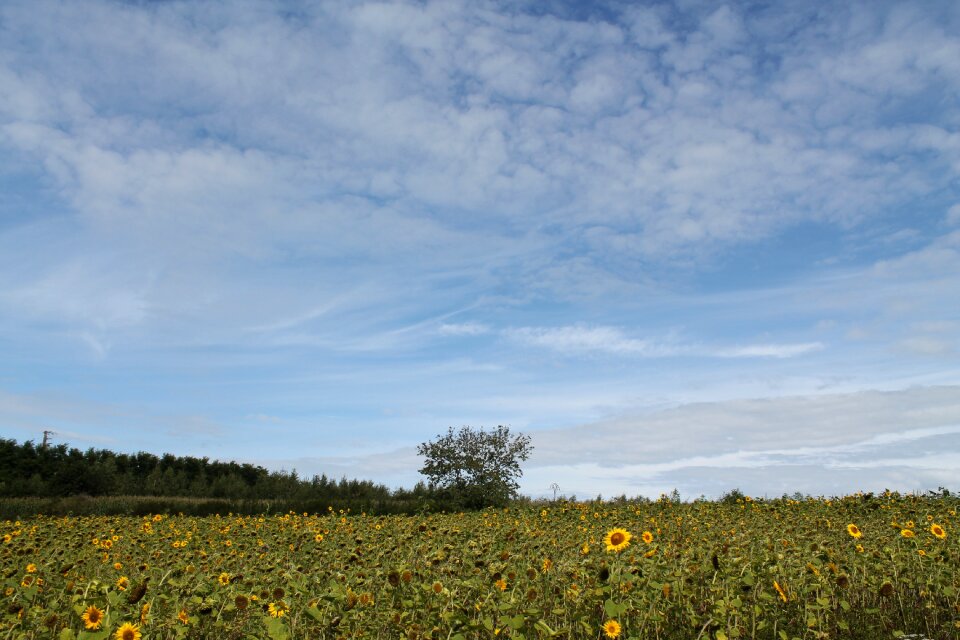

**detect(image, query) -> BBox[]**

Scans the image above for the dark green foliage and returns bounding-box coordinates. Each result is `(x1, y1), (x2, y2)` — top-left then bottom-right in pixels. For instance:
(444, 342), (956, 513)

(417, 425), (533, 509)
(0, 438), (445, 516)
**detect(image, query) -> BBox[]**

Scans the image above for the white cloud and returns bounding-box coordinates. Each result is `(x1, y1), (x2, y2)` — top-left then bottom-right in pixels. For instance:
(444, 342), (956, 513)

(438, 322), (490, 336)
(505, 325), (824, 360)
(715, 343), (825, 358)
(505, 325), (660, 356)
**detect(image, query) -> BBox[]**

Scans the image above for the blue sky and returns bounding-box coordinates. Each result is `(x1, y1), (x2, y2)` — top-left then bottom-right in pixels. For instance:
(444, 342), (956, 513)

(1, 0), (959, 499)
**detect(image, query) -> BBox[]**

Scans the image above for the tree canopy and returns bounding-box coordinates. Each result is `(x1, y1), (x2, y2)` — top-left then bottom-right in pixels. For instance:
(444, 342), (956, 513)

(417, 425), (532, 509)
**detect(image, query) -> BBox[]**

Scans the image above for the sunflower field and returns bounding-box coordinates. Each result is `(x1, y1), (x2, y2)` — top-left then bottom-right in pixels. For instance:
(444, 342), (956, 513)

(1, 492), (957, 639)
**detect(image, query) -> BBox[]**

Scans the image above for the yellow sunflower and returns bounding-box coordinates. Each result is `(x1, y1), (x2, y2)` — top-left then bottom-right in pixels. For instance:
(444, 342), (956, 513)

(773, 581), (788, 603)
(177, 609), (190, 625)
(602, 619), (622, 638)
(218, 572), (231, 586)
(81, 605), (105, 630)
(116, 576), (129, 590)
(900, 529), (915, 538)
(641, 530), (654, 544)
(267, 601), (288, 618)
(930, 523), (947, 539)
(846, 523), (862, 539)
(114, 622), (141, 640)
(604, 528), (632, 553)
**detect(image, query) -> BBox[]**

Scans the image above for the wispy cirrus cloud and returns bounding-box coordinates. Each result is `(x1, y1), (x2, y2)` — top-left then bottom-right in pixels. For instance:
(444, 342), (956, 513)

(504, 325), (823, 360)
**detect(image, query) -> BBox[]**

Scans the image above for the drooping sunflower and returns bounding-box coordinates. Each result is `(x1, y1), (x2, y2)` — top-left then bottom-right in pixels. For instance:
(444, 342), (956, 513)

(81, 605), (105, 630)
(846, 523), (862, 539)
(773, 581), (788, 603)
(114, 622), (141, 640)
(930, 523), (947, 539)
(602, 619), (622, 639)
(604, 528), (632, 553)
(641, 530), (654, 544)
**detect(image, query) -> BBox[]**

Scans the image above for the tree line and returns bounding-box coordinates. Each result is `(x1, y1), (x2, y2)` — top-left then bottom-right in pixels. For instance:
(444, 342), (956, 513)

(0, 438), (437, 515)
(0, 426), (535, 516)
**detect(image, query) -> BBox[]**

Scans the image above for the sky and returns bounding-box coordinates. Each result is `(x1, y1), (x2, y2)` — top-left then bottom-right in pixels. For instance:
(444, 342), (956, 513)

(1, 0), (959, 500)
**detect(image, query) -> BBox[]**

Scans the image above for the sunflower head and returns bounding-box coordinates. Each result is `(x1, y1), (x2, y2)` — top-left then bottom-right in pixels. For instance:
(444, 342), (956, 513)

(604, 528), (632, 553)
(846, 523), (862, 539)
(114, 622), (141, 640)
(930, 523), (947, 539)
(641, 531), (654, 544)
(81, 605), (105, 630)
(602, 619), (622, 639)
(900, 529), (915, 538)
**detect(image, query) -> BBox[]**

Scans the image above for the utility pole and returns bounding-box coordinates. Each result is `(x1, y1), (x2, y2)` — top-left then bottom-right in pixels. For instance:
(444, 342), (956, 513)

(41, 430), (55, 450)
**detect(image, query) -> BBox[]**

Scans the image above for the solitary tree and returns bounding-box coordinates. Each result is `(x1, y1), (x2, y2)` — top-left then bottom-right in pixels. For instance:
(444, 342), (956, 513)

(417, 425), (533, 509)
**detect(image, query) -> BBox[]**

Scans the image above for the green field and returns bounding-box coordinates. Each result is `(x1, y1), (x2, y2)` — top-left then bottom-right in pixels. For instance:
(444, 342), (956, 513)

(1, 493), (957, 639)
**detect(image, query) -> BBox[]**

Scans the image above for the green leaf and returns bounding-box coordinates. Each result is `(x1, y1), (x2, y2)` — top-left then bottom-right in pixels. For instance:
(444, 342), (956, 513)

(264, 616), (289, 640)
(716, 631), (728, 640)
(59, 630), (76, 640)
(534, 620), (555, 637)
(507, 614), (525, 630)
